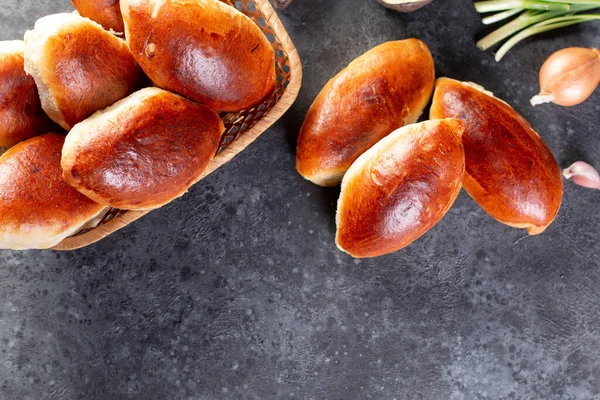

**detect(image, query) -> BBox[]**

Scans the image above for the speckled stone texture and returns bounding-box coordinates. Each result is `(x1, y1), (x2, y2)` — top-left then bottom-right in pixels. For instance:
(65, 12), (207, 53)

(1, 0), (600, 399)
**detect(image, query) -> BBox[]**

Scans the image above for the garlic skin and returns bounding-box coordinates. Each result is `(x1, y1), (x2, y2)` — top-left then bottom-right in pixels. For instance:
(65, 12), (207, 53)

(375, 0), (433, 12)
(531, 47), (600, 107)
(563, 161), (600, 190)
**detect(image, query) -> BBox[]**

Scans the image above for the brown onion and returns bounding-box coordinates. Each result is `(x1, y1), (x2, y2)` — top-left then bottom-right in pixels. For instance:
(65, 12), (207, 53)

(375, 0), (433, 12)
(531, 47), (600, 107)
(563, 161), (600, 190)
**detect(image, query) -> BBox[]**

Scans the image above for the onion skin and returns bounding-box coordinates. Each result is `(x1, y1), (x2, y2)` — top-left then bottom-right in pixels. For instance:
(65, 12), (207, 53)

(375, 0), (433, 12)
(563, 161), (600, 190)
(531, 47), (600, 107)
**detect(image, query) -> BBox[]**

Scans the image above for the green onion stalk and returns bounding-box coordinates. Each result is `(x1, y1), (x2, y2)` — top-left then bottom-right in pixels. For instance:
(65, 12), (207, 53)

(474, 1), (600, 61)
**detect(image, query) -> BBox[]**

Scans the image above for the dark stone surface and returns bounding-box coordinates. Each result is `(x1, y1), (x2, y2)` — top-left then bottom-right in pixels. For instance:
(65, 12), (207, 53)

(1, 0), (600, 399)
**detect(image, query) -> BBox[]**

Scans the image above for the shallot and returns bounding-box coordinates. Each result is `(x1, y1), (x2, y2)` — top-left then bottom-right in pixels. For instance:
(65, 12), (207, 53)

(531, 47), (600, 107)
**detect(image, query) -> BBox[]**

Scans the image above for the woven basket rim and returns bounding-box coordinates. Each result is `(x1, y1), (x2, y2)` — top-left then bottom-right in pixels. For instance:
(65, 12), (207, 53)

(52, 0), (302, 251)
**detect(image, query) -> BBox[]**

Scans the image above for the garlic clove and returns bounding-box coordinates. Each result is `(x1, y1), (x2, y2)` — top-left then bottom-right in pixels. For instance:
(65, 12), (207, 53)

(375, 0), (433, 12)
(532, 47), (600, 107)
(563, 161), (600, 190)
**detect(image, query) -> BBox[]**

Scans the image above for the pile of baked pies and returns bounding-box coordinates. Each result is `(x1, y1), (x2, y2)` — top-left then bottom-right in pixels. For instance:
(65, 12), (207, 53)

(0, 1), (564, 256)
(0, 0), (276, 250)
(296, 39), (563, 258)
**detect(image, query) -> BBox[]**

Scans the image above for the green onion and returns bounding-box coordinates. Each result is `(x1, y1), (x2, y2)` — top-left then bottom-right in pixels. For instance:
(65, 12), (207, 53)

(482, 8), (524, 25)
(474, 1), (600, 61)
(475, 1), (571, 12)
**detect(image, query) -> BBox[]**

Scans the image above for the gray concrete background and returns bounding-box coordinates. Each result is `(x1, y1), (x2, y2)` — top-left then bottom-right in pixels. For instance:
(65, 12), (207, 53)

(1, 0), (600, 399)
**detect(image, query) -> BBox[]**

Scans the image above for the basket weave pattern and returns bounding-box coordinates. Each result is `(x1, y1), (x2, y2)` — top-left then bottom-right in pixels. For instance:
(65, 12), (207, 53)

(53, 0), (301, 250)
(219, 0), (292, 152)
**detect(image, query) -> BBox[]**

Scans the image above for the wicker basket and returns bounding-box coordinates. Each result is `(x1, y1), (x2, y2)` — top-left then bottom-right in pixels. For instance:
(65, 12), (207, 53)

(52, 0), (302, 251)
